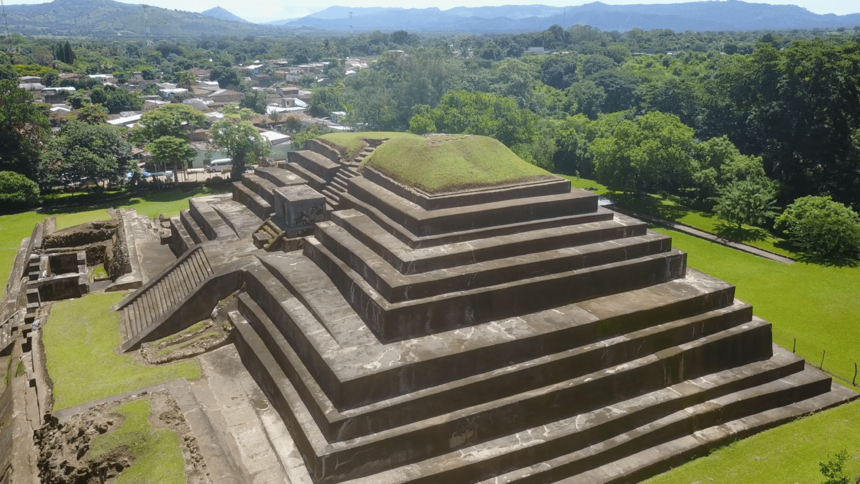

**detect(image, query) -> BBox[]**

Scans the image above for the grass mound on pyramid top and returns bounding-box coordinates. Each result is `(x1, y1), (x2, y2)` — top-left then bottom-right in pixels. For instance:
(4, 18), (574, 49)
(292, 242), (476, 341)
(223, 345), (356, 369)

(359, 133), (555, 194)
(317, 131), (410, 156)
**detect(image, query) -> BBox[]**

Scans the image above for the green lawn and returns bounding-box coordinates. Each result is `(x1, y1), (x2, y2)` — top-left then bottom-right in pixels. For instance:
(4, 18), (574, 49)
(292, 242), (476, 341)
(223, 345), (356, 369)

(91, 398), (187, 484)
(660, 227), (860, 386)
(0, 187), (227, 298)
(364, 134), (553, 194)
(43, 293), (200, 411)
(559, 175), (793, 258)
(645, 400), (860, 483)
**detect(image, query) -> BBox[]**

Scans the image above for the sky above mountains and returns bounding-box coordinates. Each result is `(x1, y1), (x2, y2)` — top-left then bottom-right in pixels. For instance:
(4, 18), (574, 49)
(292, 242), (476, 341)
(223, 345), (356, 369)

(4, 0), (859, 24)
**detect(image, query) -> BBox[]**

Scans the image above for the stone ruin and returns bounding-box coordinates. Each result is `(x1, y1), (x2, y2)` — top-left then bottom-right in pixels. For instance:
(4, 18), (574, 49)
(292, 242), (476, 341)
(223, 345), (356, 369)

(3, 134), (857, 483)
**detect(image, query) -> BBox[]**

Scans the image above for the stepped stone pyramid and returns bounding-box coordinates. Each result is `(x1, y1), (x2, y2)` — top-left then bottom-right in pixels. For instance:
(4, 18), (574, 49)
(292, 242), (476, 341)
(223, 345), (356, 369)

(121, 134), (856, 483)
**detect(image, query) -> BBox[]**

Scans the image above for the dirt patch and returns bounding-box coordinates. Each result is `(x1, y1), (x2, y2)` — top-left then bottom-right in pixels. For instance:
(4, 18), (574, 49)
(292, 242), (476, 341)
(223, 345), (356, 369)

(139, 296), (237, 365)
(35, 391), (210, 484)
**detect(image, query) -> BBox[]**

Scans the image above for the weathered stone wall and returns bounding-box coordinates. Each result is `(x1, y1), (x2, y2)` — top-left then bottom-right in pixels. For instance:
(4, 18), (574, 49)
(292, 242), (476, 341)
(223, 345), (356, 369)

(106, 222), (130, 280)
(42, 221), (116, 249)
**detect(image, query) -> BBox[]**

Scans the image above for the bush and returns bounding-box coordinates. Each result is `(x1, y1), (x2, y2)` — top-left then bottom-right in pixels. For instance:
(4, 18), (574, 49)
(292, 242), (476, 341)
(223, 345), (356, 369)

(775, 196), (860, 266)
(0, 171), (40, 207)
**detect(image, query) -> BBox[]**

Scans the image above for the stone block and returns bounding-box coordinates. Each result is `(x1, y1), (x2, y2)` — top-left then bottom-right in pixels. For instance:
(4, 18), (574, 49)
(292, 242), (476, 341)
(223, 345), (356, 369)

(274, 186), (326, 234)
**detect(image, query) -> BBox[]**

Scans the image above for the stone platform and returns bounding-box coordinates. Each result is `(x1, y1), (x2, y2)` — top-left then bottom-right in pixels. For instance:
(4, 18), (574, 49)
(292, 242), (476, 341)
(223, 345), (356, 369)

(132, 135), (858, 483)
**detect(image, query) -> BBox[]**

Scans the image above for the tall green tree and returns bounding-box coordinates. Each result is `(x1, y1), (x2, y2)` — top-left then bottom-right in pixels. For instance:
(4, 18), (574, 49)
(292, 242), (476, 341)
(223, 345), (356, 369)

(0, 80), (50, 180)
(147, 136), (196, 181)
(40, 121), (133, 189)
(712, 178), (779, 230)
(210, 118), (270, 181)
(132, 104), (207, 146)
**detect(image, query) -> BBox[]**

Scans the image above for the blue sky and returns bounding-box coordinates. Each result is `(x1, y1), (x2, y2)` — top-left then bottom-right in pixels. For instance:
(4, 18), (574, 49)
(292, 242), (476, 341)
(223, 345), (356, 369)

(5, 0), (859, 24)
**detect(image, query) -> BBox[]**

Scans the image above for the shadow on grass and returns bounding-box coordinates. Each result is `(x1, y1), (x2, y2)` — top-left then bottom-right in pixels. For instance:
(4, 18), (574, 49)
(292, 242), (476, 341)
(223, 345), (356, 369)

(712, 222), (771, 244)
(794, 252), (860, 268)
(608, 191), (698, 222)
(38, 186), (227, 218)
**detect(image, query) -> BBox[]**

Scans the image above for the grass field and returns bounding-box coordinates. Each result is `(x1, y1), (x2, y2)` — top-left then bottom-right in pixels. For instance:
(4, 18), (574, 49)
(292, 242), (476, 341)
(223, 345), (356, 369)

(43, 293), (200, 411)
(560, 175), (793, 258)
(91, 398), (187, 484)
(659, 227), (860, 386)
(645, 400), (860, 483)
(318, 131), (410, 156)
(364, 134), (553, 193)
(0, 187), (227, 299)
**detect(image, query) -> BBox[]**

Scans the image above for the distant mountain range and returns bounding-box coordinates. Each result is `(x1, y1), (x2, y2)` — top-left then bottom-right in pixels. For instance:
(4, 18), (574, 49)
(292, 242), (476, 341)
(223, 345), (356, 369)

(3, 0), (860, 38)
(202, 7), (248, 23)
(275, 1), (860, 32)
(2, 0), (265, 38)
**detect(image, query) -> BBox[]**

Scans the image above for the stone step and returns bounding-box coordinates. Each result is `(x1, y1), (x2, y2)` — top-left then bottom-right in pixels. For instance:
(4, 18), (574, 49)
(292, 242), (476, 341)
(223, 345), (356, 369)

(329, 179), (348, 193)
(347, 176), (598, 238)
(231, 306), (792, 484)
(242, 173), (278, 205)
(321, 187), (341, 204)
(232, 182), (274, 223)
(238, 286), (762, 442)
(303, 239), (688, 343)
(283, 162), (326, 191)
(331, 209), (637, 275)
(254, 166), (307, 188)
(248, 255), (736, 410)
(557, 381), (856, 484)
(333, 172), (351, 185)
(338, 191), (617, 250)
(352, 351), (834, 484)
(168, 216), (195, 256)
(210, 200), (265, 239)
(315, 220), (673, 302)
(180, 209), (207, 245)
(189, 196), (238, 242)
(288, 150), (340, 181)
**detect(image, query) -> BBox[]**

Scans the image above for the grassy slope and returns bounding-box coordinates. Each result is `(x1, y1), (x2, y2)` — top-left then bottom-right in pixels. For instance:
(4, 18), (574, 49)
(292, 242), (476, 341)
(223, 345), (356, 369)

(44, 293), (200, 411)
(364, 134), (552, 194)
(645, 400), (860, 483)
(91, 398), (186, 484)
(0, 187), (227, 299)
(318, 132), (410, 156)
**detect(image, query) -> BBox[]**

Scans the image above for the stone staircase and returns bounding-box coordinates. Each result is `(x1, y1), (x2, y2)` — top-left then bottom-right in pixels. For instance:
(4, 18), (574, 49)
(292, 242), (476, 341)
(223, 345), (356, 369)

(225, 172), (856, 483)
(118, 246), (214, 349)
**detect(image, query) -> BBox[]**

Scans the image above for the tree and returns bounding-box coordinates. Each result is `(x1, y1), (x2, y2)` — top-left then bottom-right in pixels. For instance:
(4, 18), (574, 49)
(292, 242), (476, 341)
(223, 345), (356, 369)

(40, 121), (133, 189)
(90, 87), (108, 105)
(104, 90), (142, 114)
(580, 54), (617, 77)
(0, 171), (39, 208)
(176, 70), (196, 89)
(308, 86), (343, 118)
(775, 196), (860, 266)
(566, 81), (606, 119)
(692, 136), (766, 208)
(210, 118), (270, 181)
(591, 112), (697, 193)
(541, 55), (578, 90)
(712, 178), (779, 230)
(818, 450), (851, 484)
(141, 68), (156, 80)
(132, 104), (207, 146)
(0, 80), (50, 180)
(73, 103), (108, 124)
(212, 66), (241, 89)
(148, 136), (196, 181)
(239, 89), (269, 115)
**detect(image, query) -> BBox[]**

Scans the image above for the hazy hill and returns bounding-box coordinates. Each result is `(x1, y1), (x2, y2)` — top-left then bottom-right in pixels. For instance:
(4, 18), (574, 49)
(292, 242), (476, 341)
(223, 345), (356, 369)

(201, 7), (248, 23)
(4, 0), (269, 38)
(279, 1), (860, 32)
